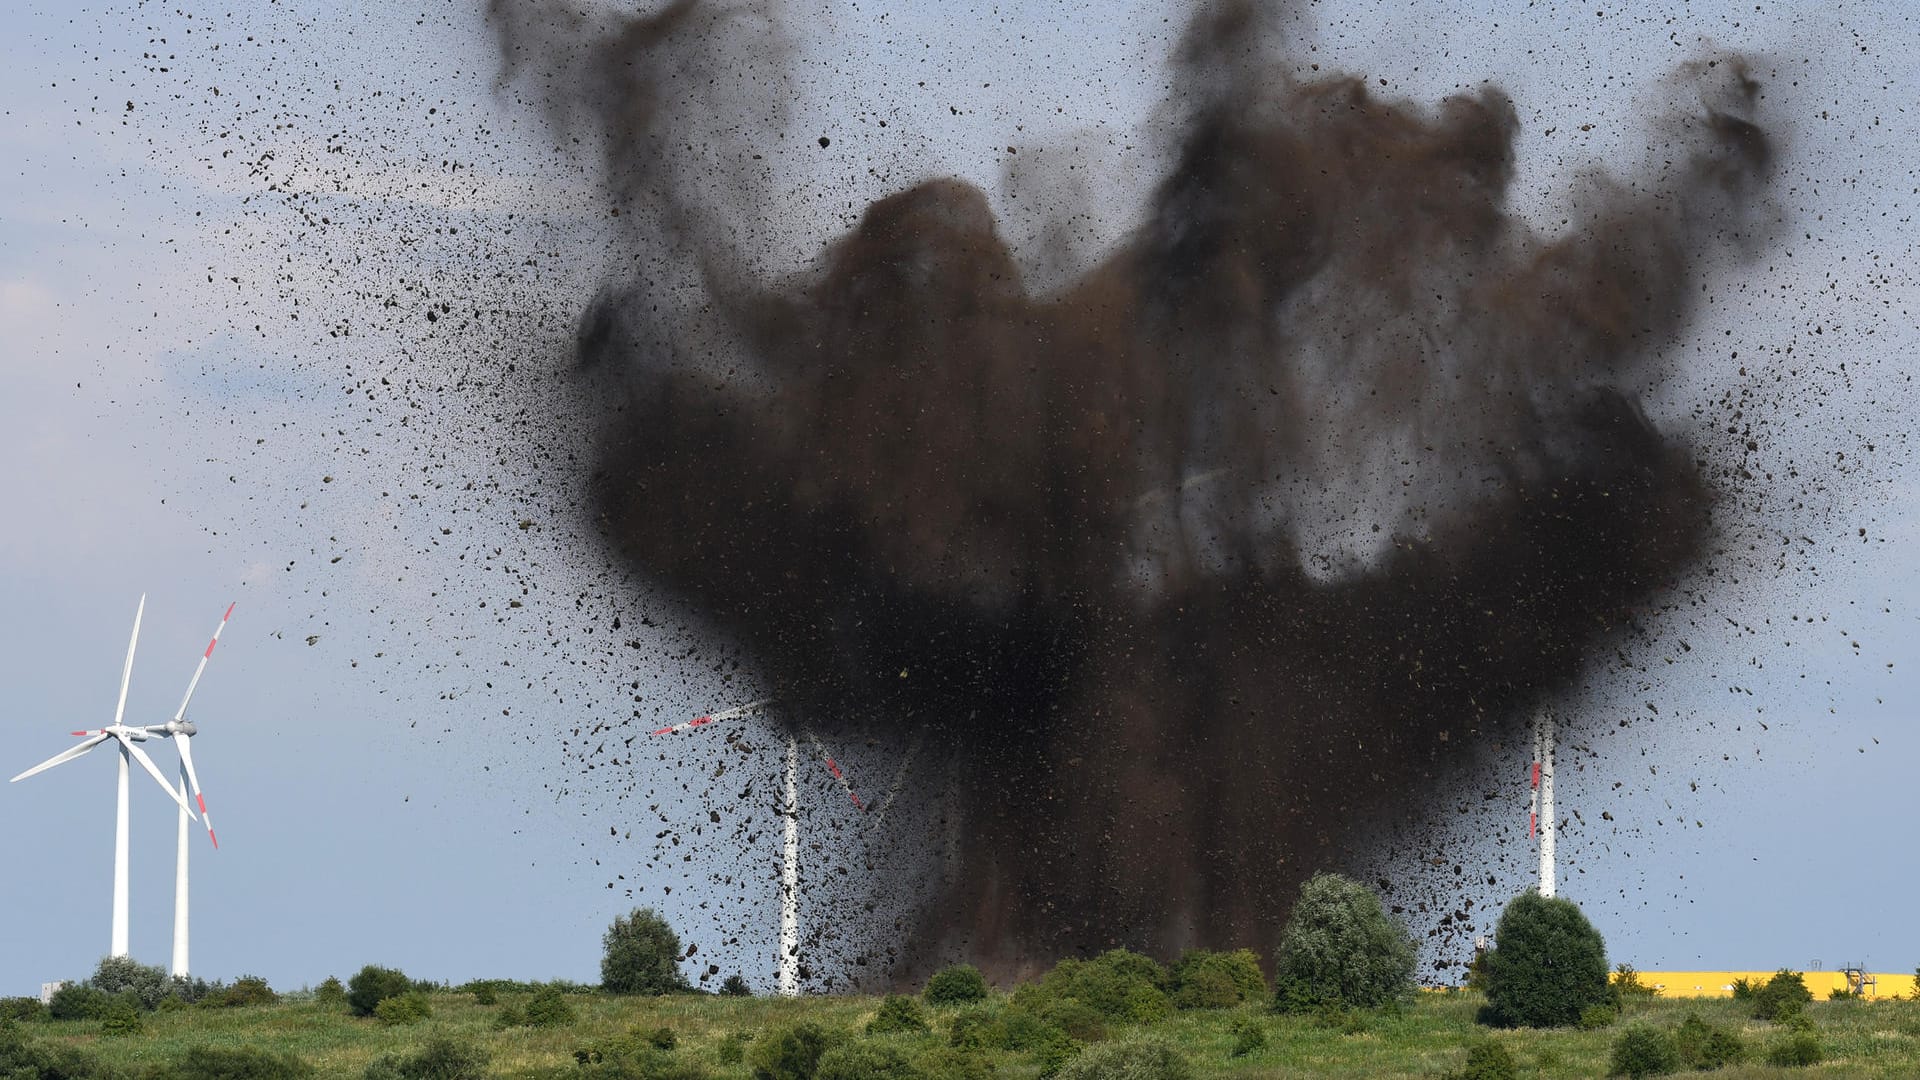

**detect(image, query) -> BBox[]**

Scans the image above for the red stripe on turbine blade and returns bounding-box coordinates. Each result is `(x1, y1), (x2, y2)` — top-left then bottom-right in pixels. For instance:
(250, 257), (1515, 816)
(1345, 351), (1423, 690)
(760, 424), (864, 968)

(650, 726), (675, 736)
(826, 758), (842, 779)
(208, 831), (218, 849)
(1530, 762), (1540, 788)
(223, 603), (235, 620)
(1529, 812), (1537, 838)
(205, 638), (218, 658)
(197, 794), (207, 813)
(849, 792), (864, 808)
(71, 731), (91, 737)
(689, 716), (712, 727)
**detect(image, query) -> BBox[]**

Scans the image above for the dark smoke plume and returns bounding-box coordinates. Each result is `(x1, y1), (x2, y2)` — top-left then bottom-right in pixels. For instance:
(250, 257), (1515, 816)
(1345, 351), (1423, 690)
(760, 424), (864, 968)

(490, 0), (1773, 977)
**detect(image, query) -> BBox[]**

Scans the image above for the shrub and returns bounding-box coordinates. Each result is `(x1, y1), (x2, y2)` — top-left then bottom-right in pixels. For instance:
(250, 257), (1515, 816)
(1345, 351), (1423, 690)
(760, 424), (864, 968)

(601, 908), (691, 996)
(1447, 1038), (1518, 1080)
(717, 1032), (752, 1065)
(524, 985), (577, 1028)
(1828, 986), (1861, 1000)
(1764, 1015), (1822, 1067)
(1478, 892), (1612, 1028)
(1912, 967), (1920, 1003)
(1579, 1004), (1619, 1030)
(210, 975), (278, 1008)
(0, 1023), (114, 1080)
(815, 1041), (918, 1080)
(1728, 977), (1754, 1001)
(1037, 999), (1106, 1042)
(1034, 951), (1171, 1022)
(99, 1001), (143, 1037)
(924, 965), (989, 1007)
(1613, 964), (1658, 999)
(89, 955), (174, 1011)
(748, 1021), (838, 1080)
(315, 976), (347, 1006)
(490, 1003), (525, 1031)
(1750, 969), (1812, 1022)
(161, 1045), (316, 1080)
(647, 1026), (679, 1050)
(1608, 1023), (1678, 1078)
(1055, 1037), (1190, 1080)
(372, 991), (431, 1026)
(1673, 1011), (1745, 1070)
(363, 1036), (489, 1080)
(1271, 872), (1417, 1013)
(1170, 950), (1266, 1009)
(0, 998), (45, 1023)
(471, 983), (498, 1006)
(721, 973), (752, 997)
(1227, 1017), (1266, 1057)
(48, 983), (114, 1021)
(868, 994), (932, 1035)
(913, 1046), (992, 1080)
(346, 966), (416, 1017)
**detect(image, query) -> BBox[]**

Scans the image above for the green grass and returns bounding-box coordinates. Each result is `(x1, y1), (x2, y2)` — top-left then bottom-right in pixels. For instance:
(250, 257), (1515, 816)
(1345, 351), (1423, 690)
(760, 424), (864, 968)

(16, 989), (1920, 1078)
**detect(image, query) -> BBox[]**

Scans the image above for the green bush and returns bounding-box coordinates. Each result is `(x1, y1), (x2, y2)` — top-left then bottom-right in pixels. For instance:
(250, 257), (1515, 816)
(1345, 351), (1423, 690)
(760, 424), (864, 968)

(1170, 950), (1266, 1009)
(363, 1036), (488, 1080)
(717, 1032), (752, 1065)
(815, 1041), (918, 1080)
(159, 1045), (316, 1080)
(99, 1001), (143, 1037)
(0, 998), (45, 1023)
(209, 975), (278, 1008)
(1055, 1037), (1190, 1080)
(1608, 1023), (1678, 1078)
(346, 966), (416, 1017)
(1034, 951), (1171, 1022)
(1271, 872), (1417, 1013)
(1227, 1017), (1266, 1057)
(490, 1003), (525, 1030)
(372, 991), (431, 1026)
(524, 985), (577, 1028)
(1912, 967), (1920, 1002)
(1764, 1015), (1822, 1067)
(923, 965), (989, 1007)
(1613, 964), (1658, 999)
(48, 983), (114, 1021)
(601, 908), (691, 996)
(1037, 999), (1106, 1043)
(1446, 1038), (1518, 1080)
(720, 974), (752, 997)
(868, 995), (932, 1035)
(1579, 1004), (1619, 1030)
(314, 977), (347, 1007)
(1478, 892), (1612, 1028)
(912, 1046), (992, 1080)
(0, 1022), (115, 1080)
(1673, 1011), (1745, 1070)
(88, 955), (174, 1011)
(1828, 986), (1861, 1001)
(1728, 977), (1754, 1000)
(748, 1021), (839, 1080)
(471, 983), (498, 1006)
(1750, 969), (1812, 1022)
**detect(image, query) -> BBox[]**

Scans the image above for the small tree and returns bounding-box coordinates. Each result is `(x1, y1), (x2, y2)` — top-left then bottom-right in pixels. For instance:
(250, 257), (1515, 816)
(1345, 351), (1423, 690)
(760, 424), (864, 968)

(347, 966), (416, 1018)
(1749, 969), (1812, 1021)
(1608, 1023), (1678, 1078)
(1271, 872), (1417, 1013)
(923, 964), (989, 1006)
(88, 955), (173, 1010)
(600, 908), (690, 996)
(1478, 892), (1612, 1028)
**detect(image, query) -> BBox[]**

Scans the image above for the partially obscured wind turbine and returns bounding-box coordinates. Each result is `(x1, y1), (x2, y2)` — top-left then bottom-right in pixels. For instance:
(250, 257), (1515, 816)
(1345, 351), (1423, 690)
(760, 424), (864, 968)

(159, 602), (235, 977)
(10, 595), (199, 957)
(653, 698), (872, 996)
(1529, 710), (1557, 898)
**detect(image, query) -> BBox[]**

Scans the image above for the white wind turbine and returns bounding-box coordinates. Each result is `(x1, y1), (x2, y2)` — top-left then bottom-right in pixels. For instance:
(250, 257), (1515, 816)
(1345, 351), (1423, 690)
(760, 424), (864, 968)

(160, 602), (235, 977)
(10, 595), (200, 958)
(1529, 709), (1557, 898)
(651, 698), (877, 996)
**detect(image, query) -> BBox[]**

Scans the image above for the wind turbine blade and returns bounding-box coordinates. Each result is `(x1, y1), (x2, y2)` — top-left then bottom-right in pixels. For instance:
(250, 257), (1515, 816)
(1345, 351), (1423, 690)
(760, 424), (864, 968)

(112, 595), (146, 730)
(175, 736), (216, 848)
(172, 603), (235, 724)
(806, 731), (864, 809)
(9, 733), (110, 782)
(650, 698), (778, 736)
(121, 736), (197, 821)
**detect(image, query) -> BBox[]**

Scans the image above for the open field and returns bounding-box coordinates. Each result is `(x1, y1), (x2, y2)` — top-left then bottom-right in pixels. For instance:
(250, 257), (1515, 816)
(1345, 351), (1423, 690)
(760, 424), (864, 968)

(16, 989), (1920, 1079)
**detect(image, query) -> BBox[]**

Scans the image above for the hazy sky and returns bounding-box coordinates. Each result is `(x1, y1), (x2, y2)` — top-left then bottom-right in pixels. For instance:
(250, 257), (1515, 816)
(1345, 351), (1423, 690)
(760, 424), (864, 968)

(2, 0), (1916, 996)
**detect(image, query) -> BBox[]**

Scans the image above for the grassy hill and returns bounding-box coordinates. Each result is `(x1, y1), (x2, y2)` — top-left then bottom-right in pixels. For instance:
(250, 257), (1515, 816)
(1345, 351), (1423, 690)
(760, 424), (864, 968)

(11, 988), (1920, 1078)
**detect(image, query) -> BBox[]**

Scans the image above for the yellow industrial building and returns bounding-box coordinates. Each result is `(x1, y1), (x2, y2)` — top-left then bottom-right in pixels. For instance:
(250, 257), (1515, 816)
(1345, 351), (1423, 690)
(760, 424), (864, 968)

(1632, 971), (1917, 1000)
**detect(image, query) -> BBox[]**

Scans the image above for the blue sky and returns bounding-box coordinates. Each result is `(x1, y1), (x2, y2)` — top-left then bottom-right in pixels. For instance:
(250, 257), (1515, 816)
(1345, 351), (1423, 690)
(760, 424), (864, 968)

(1, 0), (1916, 995)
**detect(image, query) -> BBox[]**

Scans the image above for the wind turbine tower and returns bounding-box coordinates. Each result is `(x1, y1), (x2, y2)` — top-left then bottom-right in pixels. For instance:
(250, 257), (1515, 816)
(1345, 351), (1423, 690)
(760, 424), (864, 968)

(163, 602), (233, 976)
(1531, 710), (1557, 898)
(780, 736), (800, 997)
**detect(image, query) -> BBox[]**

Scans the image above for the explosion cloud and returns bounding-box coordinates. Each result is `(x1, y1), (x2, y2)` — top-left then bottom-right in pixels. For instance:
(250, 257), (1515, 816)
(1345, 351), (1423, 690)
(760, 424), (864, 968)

(488, 0), (1774, 978)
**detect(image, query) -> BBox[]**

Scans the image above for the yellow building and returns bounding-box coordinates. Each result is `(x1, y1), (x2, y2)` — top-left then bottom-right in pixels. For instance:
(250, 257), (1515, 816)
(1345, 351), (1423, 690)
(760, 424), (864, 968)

(1628, 970), (1917, 1000)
